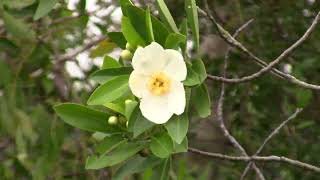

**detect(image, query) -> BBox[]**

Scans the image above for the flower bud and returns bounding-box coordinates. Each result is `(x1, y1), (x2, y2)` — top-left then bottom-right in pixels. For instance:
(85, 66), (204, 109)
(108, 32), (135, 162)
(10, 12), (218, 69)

(126, 121), (129, 128)
(108, 116), (118, 125)
(120, 50), (133, 61)
(126, 43), (135, 51)
(125, 99), (133, 105)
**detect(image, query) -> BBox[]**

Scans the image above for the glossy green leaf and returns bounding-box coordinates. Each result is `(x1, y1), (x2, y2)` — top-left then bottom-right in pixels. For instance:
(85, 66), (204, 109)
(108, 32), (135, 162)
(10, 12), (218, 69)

(87, 75), (130, 105)
(126, 5), (149, 42)
(128, 107), (155, 137)
(122, 16), (145, 47)
(34, 0), (58, 20)
(113, 156), (161, 180)
(119, 0), (133, 16)
(86, 141), (146, 169)
(185, 0), (199, 50)
(95, 135), (125, 154)
(150, 132), (174, 158)
(156, 0), (179, 33)
(192, 84), (211, 118)
(90, 67), (132, 84)
(173, 137), (188, 153)
(54, 103), (121, 133)
(104, 103), (125, 115)
(183, 63), (200, 86)
(179, 18), (188, 54)
(124, 100), (138, 120)
(165, 113), (188, 144)
(124, 5), (170, 46)
(107, 32), (127, 49)
(192, 59), (207, 83)
(102, 56), (121, 69)
(165, 33), (186, 49)
(146, 7), (155, 42)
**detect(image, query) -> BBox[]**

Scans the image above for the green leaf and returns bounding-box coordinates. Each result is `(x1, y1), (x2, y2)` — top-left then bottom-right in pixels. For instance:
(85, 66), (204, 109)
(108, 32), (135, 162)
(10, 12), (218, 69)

(102, 56), (121, 69)
(2, 10), (36, 44)
(119, 0), (133, 16)
(89, 39), (117, 58)
(54, 103), (121, 133)
(3, 0), (35, 9)
(146, 7), (155, 42)
(128, 107), (155, 138)
(95, 135), (125, 154)
(124, 100), (138, 120)
(165, 33), (186, 49)
(185, 0), (199, 50)
(150, 132), (174, 158)
(107, 32), (127, 49)
(156, 0), (179, 33)
(122, 16), (146, 47)
(192, 59), (207, 83)
(124, 5), (170, 46)
(33, 0), (58, 20)
(173, 137), (188, 153)
(165, 114), (188, 144)
(126, 5), (149, 43)
(179, 18), (188, 54)
(87, 75), (130, 105)
(151, 157), (171, 180)
(86, 141), (146, 169)
(0, 60), (12, 86)
(183, 63), (200, 86)
(104, 103), (125, 115)
(90, 67), (132, 84)
(192, 84), (211, 118)
(113, 156), (161, 180)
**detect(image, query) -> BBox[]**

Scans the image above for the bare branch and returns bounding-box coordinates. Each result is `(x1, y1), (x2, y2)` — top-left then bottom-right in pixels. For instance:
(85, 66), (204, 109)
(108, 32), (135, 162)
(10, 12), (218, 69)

(213, 15), (266, 179)
(240, 108), (303, 179)
(56, 36), (106, 63)
(188, 148), (320, 173)
(199, 5), (320, 90)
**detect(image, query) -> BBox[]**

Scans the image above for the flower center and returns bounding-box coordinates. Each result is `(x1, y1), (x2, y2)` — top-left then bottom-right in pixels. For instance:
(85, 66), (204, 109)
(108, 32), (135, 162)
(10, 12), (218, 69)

(148, 72), (171, 96)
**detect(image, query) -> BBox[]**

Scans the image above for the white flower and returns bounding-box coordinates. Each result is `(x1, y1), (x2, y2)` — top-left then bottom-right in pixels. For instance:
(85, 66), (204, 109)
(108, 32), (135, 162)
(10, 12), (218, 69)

(129, 42), (187, 124)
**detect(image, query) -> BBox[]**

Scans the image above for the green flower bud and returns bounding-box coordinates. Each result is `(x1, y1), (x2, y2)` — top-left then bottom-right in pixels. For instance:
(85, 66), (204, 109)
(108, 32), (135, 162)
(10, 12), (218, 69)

(125, 99), (133, 105)
(120, 50), (133, 61)
(126, 43), (135, 51)
(126, 121), (129, 128)
(108, 116), (118, 125)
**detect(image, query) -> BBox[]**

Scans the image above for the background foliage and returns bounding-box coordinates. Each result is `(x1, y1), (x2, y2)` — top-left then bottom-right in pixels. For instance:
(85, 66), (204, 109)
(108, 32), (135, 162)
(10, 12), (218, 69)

(0, 0), (319, 179)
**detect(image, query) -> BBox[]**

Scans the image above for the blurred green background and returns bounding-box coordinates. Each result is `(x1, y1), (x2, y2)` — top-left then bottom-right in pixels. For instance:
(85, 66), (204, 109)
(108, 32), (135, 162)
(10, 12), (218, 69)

(0, 0), (320, 179)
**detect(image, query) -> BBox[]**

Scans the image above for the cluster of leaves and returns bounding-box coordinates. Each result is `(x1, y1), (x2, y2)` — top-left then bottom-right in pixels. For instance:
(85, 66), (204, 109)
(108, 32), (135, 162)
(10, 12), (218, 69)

(54, 0), (212, 177)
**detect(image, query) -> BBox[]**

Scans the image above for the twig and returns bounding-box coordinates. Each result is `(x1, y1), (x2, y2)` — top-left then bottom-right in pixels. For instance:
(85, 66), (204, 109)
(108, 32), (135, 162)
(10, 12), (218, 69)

(56, 36), (106, 63)
(214, 14), (266, 179)
(240, 108), (303, 179)
(188, 148), (320, 173)
(199, 6), (320, 90)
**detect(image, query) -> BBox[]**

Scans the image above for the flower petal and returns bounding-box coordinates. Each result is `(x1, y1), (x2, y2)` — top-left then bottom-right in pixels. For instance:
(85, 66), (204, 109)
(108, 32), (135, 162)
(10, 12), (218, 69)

(163, 49), (187, 82)
(140, 93), (173, 124)
(129, 70), (149, 98)
(132, 42), (167, 75)
(168, 81), (186, 115)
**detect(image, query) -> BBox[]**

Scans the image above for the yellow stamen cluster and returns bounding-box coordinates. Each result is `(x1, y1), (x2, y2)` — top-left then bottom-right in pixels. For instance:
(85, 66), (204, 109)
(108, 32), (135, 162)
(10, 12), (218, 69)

(148, 72), (171, 96)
